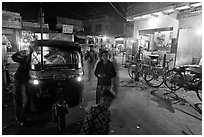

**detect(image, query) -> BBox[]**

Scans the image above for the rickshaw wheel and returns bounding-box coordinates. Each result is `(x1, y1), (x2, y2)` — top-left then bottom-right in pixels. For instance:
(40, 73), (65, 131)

(57, 115), (66, 132)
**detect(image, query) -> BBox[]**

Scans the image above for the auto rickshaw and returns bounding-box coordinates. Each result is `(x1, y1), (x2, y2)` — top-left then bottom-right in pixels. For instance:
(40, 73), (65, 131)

(29, 40), (84, 131)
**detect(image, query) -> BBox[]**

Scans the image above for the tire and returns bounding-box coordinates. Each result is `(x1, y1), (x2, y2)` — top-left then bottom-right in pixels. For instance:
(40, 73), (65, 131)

(164, 70), (181, 91)
(194, 103), (202, 114)
(57, 115), (66, 132)
(145, 68), (164, 88)
(128, 63), (138, 79)
(195, 82), (202, 102)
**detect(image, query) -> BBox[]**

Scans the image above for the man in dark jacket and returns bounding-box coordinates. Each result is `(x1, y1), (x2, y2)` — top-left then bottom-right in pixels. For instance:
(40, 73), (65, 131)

(11, 47), (32, 126)
(94, 50), (116, 104)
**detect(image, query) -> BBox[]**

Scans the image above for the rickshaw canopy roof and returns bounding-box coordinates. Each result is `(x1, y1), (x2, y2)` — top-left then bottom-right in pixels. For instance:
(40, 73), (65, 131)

(30, 40), (81, 51)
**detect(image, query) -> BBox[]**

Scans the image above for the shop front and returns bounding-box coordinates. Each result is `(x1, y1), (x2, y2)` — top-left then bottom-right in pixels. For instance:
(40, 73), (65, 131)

(127, 2), (202, 67)
(132, 13), (178, 67)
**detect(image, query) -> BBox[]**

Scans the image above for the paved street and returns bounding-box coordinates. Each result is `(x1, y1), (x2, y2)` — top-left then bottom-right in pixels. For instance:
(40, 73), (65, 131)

(2, 60), (202, 135)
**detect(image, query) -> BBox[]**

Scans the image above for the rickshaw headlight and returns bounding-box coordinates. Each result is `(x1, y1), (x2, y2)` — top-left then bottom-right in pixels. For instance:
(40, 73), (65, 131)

(33, 80), (39, 85)
(78, 63), (82, 68)
(77, 76), (82, 82)
(31, 64), (35, 69)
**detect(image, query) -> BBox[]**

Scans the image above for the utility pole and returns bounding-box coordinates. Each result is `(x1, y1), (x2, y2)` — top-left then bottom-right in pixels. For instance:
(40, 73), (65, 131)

(39, 6), (44, 70)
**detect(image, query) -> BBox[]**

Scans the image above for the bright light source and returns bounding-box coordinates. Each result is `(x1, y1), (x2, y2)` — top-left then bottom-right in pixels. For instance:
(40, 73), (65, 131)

(127, 18), (133, 22)
(190, 2), (202, 7)
(33, 80), (39, 85)
(140, 39), (145, 45)
(152, 11), (163, 16)
(77, 76), (82, 82)
(196, 29), (202, 35)
(175, 5), (190, 10)
(103, 36), (107, 41)
(115, 38), (123, 41)
(133, 16), (141, 20)
(163, 9), (175, 14)
(141, 14), (151, 19)
(78, 63), (82, 68)
(31, 64), (35, 69)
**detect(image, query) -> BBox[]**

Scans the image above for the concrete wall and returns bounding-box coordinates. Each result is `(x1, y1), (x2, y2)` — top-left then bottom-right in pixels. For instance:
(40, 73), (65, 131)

(84, 16), (123, 37)
(110, 18), (123, 36)
(176, 13), (202, 66)
(83, 16), (108, 35)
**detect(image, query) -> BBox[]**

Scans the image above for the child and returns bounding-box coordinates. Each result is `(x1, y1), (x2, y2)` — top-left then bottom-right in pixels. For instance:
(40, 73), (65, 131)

(81, 89), (115, 135)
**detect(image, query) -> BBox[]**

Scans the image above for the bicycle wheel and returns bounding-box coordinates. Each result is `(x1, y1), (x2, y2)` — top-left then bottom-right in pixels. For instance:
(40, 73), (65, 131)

(164, 70), (181, 91)
(195, 82), (202, 102)
(128, 63), (138, 79)
(194, 103), (202, 114)
(145, 68), (164, 88)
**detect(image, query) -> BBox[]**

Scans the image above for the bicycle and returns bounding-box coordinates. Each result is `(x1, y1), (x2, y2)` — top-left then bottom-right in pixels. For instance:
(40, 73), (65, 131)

(163, 65), (202, 101)
(127, 59), (151, 80)
(144, 57), (173, 88)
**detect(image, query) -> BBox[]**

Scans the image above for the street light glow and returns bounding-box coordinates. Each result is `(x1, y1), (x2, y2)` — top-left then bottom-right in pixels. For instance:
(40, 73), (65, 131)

(196, 28), (202, 35)
(103, 36), (107, 41)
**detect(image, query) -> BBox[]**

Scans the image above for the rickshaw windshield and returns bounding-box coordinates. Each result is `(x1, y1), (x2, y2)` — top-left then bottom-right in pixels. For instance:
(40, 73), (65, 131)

(31, 46), (82, 70)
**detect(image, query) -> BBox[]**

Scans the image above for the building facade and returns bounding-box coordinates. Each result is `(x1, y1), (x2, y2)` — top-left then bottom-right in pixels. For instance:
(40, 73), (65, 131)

(83, 15), (124, 46)
(126, 2), (202, 66)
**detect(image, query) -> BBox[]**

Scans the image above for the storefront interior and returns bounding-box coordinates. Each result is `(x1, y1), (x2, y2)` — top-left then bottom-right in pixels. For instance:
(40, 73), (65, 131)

(138, 27), (173, 53)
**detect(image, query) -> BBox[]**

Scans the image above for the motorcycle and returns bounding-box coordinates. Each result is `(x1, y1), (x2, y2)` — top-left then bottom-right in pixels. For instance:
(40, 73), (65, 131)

(164, 64), (202, 101)
(29, 40), (84, 132)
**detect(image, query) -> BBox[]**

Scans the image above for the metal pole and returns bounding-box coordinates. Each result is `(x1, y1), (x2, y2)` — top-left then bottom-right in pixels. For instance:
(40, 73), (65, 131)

(40, 7), (44, 70)
(163, 54), (166, 68)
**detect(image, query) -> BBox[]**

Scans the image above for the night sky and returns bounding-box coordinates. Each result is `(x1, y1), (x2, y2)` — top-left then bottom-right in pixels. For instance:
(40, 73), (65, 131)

(2, 2), (134, 23)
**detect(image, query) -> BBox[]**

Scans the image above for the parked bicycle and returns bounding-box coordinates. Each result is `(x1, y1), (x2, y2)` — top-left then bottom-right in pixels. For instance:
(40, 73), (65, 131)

(164, 65), (202, 101)
(127, 59), (151, 80)
(144, 57), (173, 88)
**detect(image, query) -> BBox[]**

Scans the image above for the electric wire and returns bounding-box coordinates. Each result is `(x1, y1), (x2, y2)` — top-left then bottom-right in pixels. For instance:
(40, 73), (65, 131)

(86, 3), (125, 25)
(85, 3), (106, 17)
(109, 2), (127, 20)
(117, 2), (127, 16)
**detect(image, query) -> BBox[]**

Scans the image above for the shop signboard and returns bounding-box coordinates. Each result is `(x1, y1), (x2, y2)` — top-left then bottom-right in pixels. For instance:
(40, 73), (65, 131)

(62, 24), (73, 34)
(2, 11), (22, 29)
(22, 21), (49, 29)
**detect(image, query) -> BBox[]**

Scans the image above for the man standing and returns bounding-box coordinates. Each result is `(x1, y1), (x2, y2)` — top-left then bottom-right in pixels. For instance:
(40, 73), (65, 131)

(11, 46), (32, 126)
(94, 50), (116, 104)
(85, 45), (97, 82)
